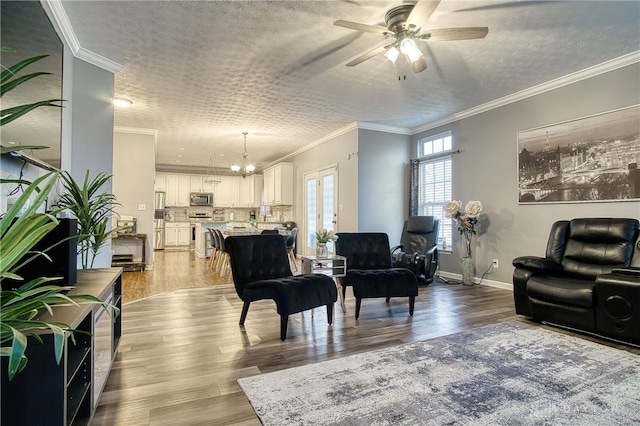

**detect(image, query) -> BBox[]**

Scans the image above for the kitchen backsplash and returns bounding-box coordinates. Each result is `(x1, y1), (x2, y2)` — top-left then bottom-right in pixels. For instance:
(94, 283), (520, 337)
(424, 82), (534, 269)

(165, 206), (293, 223)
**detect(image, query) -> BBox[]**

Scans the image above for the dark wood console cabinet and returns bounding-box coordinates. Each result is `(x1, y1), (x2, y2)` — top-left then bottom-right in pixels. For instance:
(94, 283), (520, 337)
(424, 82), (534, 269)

(1, 268), (123, 425)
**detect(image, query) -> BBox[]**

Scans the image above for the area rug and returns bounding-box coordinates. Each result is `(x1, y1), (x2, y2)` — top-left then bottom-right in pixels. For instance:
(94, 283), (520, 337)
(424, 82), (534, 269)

(238, 321), (640, 425)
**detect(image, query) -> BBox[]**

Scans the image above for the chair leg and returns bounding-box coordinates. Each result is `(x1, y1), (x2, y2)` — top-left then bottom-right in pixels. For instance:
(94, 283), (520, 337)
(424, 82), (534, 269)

(326, 303), (334, 325)
(409, 296), (415, 316)
(240, 301), (250, 325)
(280, 314), (289, 341)
(287, 249), (298, 271)
(385, 297), (391, 303)
(355, 298), (362, 319)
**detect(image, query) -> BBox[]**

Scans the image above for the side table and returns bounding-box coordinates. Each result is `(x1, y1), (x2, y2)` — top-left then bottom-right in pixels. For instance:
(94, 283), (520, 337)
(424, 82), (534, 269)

(301, 255), (347, 312)
(111, 233), (147, 271)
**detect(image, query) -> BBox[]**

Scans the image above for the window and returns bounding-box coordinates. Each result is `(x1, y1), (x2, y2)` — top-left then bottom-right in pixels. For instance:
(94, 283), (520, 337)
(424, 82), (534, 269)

(417, 131), (453, 249)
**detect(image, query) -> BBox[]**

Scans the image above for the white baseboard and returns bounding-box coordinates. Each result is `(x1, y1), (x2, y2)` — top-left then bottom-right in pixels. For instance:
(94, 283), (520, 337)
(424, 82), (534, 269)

(437, 271), (512, 291)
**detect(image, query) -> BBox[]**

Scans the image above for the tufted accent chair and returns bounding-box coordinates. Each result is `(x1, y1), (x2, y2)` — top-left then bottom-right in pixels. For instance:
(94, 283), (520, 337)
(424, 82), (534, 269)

(336, 232), (418, 319)
(225, 234), (337, 340)
(513, 218), (640, 344)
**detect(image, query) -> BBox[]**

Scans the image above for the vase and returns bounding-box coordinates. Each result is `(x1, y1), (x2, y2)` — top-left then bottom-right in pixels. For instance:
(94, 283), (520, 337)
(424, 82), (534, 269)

(461, 257), (474, 285)
(316, 243), (328, 258)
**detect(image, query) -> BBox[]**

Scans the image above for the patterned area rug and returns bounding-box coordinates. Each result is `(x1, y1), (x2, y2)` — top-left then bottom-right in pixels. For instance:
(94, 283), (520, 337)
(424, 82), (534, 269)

(238, 322), (640, 425)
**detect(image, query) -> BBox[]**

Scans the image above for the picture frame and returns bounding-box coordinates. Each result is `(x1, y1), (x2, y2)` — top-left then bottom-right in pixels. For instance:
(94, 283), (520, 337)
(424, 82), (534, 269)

(517, 104), (640, 204)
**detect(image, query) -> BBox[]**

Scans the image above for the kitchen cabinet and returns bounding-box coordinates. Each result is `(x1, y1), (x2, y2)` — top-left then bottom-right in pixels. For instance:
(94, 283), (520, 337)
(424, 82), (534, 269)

(215, 176), (240, 207)
(190, 175), (218, 193)
(165, 174), (190, 207)
(238, 174), (263, 207)
(165, 222), (190, 246)
(1, 268), (122, 426)
(154, 172), (167, 191)
(263, 162), (293, 206)
(190, 175), (203, 193)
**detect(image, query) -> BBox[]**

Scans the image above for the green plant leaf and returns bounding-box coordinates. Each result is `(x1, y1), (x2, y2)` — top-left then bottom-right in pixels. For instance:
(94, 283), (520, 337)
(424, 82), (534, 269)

(0, 99), (63, 126)
(0, 54), (48, 86)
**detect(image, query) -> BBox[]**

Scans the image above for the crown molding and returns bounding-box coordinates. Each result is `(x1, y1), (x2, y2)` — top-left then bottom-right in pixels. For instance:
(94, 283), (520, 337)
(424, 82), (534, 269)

(40, 0), (80, 53)
(269, 122), (359, 166)
(357, 122), (411, 135)
(75, 47), (123, 73)
(41, 0), (123, 73)
(410, 51), (640, 135)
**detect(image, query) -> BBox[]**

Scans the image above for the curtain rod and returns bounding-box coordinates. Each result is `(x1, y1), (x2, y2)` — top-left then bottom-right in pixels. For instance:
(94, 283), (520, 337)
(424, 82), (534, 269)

(411, 149), (461, 163)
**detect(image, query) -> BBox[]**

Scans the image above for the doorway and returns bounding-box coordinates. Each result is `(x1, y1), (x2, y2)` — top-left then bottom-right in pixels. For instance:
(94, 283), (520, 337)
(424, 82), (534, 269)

(303, 165), (338, 256)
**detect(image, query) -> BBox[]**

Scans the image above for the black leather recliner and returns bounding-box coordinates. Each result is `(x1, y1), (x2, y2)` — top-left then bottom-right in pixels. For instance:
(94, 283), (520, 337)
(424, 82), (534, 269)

(512, 218), (640, 344)
(225, 234), (337, 340)
(336, 232), (419, 319)
(391, 216), (439, 284)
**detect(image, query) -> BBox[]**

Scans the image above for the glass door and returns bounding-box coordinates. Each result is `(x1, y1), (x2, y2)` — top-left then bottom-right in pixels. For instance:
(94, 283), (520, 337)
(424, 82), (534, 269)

(303, 165), (338, 255)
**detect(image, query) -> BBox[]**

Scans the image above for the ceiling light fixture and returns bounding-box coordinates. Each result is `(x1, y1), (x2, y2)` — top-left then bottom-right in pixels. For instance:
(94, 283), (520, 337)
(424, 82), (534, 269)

(398, 36), (423, 63)
(113, 98), (132, 108)
(230, 132), (255, 178)
(384, 46), (400, 63)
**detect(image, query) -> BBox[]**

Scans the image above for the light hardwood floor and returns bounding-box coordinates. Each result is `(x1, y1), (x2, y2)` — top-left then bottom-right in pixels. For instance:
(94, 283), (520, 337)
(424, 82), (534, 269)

(92, 250), (637, 425)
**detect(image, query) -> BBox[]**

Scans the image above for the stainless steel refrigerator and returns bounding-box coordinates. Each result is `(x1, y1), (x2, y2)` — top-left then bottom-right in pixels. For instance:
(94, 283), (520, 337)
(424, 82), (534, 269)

(154, 192), (166, 250)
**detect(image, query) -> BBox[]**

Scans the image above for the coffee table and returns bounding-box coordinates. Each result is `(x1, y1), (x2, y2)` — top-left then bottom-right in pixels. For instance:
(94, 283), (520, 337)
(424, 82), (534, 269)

(301, 254), (347, 312)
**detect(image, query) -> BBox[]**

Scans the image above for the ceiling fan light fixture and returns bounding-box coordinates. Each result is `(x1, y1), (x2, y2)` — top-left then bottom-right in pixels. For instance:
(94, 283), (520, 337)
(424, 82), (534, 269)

(230, 164), (241, 172)
(245, 164), (256, 172)
(398, 37), (416, 55)
(384, 46), (400, 63)
(406, 45), (423, 64)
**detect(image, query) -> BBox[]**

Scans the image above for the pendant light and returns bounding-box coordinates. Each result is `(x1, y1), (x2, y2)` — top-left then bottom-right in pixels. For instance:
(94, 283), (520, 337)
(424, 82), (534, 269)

(231, 132), (255, 178)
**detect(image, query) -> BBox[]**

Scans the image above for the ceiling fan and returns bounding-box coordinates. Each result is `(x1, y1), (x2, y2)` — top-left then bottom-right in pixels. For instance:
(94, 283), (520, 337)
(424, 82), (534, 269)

(334, 0), (488, 74)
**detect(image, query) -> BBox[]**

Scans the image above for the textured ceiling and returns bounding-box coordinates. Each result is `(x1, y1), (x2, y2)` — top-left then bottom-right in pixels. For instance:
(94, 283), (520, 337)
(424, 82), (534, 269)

(3, 1), (640, 173)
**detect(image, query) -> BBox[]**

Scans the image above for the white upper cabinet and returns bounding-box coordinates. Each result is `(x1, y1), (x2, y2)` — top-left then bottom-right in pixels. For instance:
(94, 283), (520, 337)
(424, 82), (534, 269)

(154, 172), (167, 192)
(238, 174), (263, 208)
(159, 172), (260, 208)
(263, 163), (293, 206)
(165, 174), (191, 206)
(190, 175), (203, 193)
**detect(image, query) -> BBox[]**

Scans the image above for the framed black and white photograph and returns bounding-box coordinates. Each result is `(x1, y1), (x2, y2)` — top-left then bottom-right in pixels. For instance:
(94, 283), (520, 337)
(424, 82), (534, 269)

(517, 105), (640, 204)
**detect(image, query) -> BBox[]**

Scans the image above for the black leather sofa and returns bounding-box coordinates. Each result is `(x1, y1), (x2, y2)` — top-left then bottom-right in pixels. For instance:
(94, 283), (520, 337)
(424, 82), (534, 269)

(513, 218), (640, 345)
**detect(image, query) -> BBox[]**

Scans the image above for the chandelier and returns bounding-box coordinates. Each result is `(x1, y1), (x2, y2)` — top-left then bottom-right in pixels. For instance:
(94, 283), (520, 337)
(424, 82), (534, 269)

(230, 132), (255, 177)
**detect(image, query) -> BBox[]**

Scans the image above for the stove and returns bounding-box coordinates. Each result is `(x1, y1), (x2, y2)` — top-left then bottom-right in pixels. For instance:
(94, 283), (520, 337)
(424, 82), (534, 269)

(189, 213), (213, 222)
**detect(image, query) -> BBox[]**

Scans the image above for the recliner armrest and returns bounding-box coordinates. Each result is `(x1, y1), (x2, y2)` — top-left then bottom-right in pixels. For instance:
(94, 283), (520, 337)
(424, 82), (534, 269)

(512, 256), (563, 274)
(611, 267), (640, 277)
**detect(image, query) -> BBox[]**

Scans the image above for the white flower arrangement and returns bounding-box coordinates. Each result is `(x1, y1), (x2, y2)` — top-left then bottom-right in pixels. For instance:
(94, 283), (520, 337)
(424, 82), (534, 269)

(315, 229), (338, 244)
(444, 200), (483, 257)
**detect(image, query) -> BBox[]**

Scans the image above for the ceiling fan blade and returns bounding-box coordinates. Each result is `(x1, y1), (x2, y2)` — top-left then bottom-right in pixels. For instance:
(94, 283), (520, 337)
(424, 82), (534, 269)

(418, 27), (489, 41)
(406, 0), (441, 29)
(406, 56), (428, 74)
(334, 20), (390, 35)
(346, 41), (395, 67)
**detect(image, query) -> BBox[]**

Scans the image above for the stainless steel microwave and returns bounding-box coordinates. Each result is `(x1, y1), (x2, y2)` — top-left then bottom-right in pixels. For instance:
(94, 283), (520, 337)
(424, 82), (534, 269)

(190, 192), (213, 206)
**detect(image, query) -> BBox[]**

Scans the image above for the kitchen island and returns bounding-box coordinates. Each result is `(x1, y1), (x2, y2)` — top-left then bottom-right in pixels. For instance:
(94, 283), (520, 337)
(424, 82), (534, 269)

(194, 222), (291, 259)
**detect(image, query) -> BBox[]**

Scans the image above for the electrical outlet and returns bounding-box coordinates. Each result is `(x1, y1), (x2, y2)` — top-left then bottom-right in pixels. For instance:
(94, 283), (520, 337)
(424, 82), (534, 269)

(492, 259), (499, 269)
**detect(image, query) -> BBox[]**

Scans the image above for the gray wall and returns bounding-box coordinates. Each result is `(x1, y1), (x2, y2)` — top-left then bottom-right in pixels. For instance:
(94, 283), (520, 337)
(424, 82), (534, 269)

(415, 62), (640, 286)
(113, 131), (156, 268)
(61, 53), (115, 269)
(358, 129), (411, 245)
(291, 128), (359, 255)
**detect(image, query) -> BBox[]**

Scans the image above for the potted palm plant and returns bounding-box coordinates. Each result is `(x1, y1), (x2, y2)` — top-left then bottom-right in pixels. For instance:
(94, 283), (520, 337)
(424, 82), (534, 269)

(55, 170), (127, 269)
(0, 48), (115, 380)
